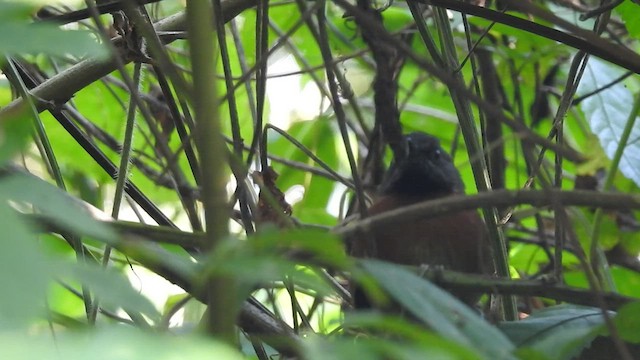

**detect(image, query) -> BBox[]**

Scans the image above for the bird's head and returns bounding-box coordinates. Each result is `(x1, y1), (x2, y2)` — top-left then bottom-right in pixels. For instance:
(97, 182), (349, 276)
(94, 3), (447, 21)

(379, 132), (464, 197)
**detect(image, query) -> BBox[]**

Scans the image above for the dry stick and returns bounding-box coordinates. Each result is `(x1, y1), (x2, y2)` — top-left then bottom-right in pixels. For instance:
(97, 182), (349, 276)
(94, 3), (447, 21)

(580, 0), (624, 21)
(551, 59), (587, 286)
(541, 0), (618, 289)
(3, 59), (97, 323)
(90, 60), (145, 325)
(354, 0), (408, 266)
(46, 206), (638, 315)
(503, 39), (557, 267)
(140, 123), (353, 188)
(10, 65), (179, 229)
(435, 3), (515, 320)
(572, 71), (634, 106)
(578, 2), (620, 294)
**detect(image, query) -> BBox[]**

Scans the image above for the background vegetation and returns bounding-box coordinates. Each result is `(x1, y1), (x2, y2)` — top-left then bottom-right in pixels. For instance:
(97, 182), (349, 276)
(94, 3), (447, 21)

(1, 0), (640, 358)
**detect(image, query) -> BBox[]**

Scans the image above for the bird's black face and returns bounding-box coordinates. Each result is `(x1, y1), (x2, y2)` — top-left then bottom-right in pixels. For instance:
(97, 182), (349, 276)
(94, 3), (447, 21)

(379, 132), (464, 197)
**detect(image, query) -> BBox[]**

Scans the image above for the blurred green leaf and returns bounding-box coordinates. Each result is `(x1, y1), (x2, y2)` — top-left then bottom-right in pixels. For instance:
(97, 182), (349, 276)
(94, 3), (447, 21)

(248, 227), (349, 267)
(613, 301), (640, 343)
(64, 262), (161, 323)
(0, 1), (108, 58)
(0, 326), (243, 359)
(306, 322), (484, 360)
(203, 228), (348, 301)
(0, 172), (159, 326)
(0, 102), (32, 165)
(360, 260), (516, 360)
(0, 171), (117, 241)
(0, 1), (33, 19)
(342, 312), (482, 359)
(0, 198), (52, 328)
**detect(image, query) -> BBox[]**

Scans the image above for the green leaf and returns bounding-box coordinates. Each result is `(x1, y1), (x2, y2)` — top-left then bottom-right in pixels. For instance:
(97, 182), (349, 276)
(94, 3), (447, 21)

(611, 266), (640, 298)
(382, 7), (414, 33)
(360, 259), (516, 360)
(617, 1), (640, 41)
(64, 262), (161, 323)
(304, 329), (480, 360)
(0, 172), (117, 241)
(499, 305), (607, 360)
(0, 326), (244, 360)
(0, 1), (34, 20)
(0, 2), (108, 58)
(0, 171), (159, 326)
(0, 101), (33, 165)
(248, 227), (349, 268)
(203, 229), (348, 300)
(612, 301), (640, 343)
(269, 119), (341, 226)
(0, 199), (52, 328)
(577, 58), (640, 187)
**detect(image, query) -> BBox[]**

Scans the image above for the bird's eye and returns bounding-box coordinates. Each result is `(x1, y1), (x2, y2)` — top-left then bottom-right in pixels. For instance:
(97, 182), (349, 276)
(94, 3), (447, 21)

(431, 149), (441, 160)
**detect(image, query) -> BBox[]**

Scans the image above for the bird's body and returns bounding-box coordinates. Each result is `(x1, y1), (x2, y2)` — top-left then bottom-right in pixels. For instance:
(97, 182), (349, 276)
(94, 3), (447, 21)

(349, 132), (493, 307)
(366, 194), (488, 274)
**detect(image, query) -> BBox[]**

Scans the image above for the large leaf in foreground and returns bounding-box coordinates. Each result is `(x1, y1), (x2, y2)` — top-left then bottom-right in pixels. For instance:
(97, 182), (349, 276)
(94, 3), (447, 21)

(577, 58), (640, 187)
(499, 305), (608, 360)
(361, 259), (516, 360)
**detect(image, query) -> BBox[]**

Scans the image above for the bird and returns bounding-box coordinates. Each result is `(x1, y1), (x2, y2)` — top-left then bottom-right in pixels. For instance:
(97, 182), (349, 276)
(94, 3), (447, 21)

(349, 132), (494, 308)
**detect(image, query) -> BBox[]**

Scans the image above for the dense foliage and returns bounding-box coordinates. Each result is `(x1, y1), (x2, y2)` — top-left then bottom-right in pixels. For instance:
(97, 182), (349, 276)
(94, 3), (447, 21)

(1, 0), (640, 359)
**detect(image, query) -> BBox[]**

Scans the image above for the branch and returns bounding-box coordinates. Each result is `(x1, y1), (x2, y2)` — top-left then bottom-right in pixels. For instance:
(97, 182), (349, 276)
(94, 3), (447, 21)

(337, 189), (640, 237)
(420, 268), (635, 310)
(330, 0), (585, 163)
